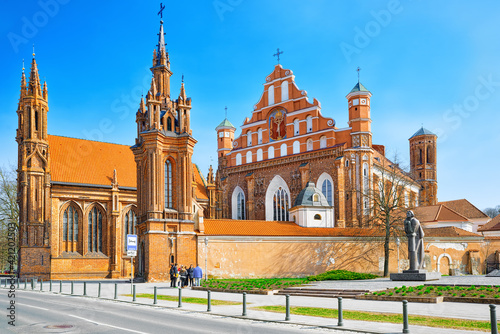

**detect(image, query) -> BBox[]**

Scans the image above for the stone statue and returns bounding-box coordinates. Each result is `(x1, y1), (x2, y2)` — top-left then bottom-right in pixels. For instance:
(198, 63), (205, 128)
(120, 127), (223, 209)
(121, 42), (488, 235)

(404, 210), (425, 271)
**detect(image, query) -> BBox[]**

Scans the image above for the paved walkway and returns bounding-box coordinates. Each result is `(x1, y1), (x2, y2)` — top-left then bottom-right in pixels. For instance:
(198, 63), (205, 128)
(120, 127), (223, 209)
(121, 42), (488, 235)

(3, 275), (499, 333)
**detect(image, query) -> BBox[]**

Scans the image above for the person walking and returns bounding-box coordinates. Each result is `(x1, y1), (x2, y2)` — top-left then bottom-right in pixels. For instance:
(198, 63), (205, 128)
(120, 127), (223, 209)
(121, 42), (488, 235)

(180, 265), (188, 288)
(193, 264), (203, 287)
(169, 263), (178, 287)
(187, 264), (194, 287)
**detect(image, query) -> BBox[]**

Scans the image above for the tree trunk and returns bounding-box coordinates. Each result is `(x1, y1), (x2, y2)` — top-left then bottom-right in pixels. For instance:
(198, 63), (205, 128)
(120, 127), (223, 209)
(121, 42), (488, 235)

(383, 217), (391, 277)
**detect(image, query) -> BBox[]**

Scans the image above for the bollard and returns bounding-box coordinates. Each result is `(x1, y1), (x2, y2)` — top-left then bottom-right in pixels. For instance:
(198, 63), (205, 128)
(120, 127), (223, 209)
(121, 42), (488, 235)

(178, 288), (182, 308)
(17, 278), (19, 289)
(83, 282), (87, 296)
(24, 279), (27, 290)
(40, 280), (43, 291)
(153, 286), (158, 305)
(242, 292), (247, 316)
(71, 281), (74, 295)
(132, 285), (136, 302)
(402, 300), (409, 334)
(98, 282), (101, 298)
(491, 305), (498, 334)
(49, 280), (52, 292)
(59, 281), (62, 293)
(207, 290), (212, 312)
(114, 283), (118, 300)
(337, 297), (344, 327)
(31, 278), (34, 290)
(285, 294), (291, 321)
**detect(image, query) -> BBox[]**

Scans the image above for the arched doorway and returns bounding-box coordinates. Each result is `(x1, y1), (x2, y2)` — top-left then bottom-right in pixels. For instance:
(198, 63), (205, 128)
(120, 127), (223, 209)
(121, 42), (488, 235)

(437, 253), (451, 275)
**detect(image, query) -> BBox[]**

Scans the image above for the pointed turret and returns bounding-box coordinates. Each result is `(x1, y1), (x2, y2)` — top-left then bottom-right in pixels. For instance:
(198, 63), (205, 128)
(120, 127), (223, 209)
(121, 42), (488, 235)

(19, 64), (27, 100)
(28, 56), (42, 97)
(178, 81), (187, 102)
(139, 96), (146, 112)
(43, 81), (48, 100)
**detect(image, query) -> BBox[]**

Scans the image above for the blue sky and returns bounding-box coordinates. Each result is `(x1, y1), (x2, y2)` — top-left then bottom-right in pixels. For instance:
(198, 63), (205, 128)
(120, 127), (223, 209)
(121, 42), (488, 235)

(1, 1), (499, 210)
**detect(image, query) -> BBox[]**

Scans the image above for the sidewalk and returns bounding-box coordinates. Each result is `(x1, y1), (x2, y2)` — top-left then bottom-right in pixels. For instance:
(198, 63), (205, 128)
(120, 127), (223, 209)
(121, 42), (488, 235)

(4, 276), (499, 333)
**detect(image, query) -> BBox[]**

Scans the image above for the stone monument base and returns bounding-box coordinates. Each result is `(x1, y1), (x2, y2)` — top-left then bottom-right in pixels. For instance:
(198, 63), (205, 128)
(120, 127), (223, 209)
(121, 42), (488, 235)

(390, 269), (441, 281)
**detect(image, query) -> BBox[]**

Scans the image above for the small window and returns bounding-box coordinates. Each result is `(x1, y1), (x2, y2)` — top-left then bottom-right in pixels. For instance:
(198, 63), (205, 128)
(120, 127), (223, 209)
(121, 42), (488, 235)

(293, 141), (300, 154)
(320, 136), (326, 149)
(280, 143), (287, 157)
(307, 139), (313, 151)
(257, 149), (263, 161)
(294, 119), (300, 135)
(314, 214), (321, 220)
(306, 116), (313, 133)
(268, 146), (275, 159)
(313, 194), (320, 202)
(236, 153), (242, 166)
(268, 85), (274, 105)
(246, 151), (252, 163)
(247, 131), (252, 146)
(281, 81), (289, 101)
(345, 160), (349, 167)
(257, 128), (263, 144)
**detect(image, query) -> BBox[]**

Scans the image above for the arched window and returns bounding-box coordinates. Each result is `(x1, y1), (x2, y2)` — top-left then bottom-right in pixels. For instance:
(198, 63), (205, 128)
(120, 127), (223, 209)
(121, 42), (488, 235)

(281, 81), (289, 101)
(294, 119), (300, 135)
(273, 187), (290, 221)
(280, 143), (287, 157)
(247, 130), (252, 146)
(167, 117), (172, 131)
(124, 209), (137, 251)
(268, 84), (274, 105)
(246, 151), (252, 163)
(321, 179), (333, 206)
(63, 205), (79, 252)
(307, 139), (313, 151)
(306, 116), (313, 133)
(268, 146), (274, 159)
(293, 141), (300, 154)
(427, 146), (432, 163)
(236, 153), (242, 166)
(257, 149), (263, 161)
(35, 110), (39, 131)
(320, 136), (327, 149)
(418, 149), (423, 164)
(165, 160), (173, 208)
(257, 128), (263, 144)
(314, 214), (321, 220)
(231, 187), (246, 220)
(88, 206), (103, 253)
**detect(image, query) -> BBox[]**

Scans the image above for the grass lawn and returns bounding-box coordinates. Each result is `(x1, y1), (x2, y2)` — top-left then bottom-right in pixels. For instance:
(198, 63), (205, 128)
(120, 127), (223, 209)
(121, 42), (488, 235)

(123, 293), (241, 305)
(254, 305), (491, 332)
(371, 285), (500, 300)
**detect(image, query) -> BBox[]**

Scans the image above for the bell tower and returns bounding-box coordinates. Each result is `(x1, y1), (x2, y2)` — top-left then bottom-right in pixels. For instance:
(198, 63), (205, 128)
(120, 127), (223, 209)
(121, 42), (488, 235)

(132, 11), (197, 281)
(409, 127), (437, 206)
(17, 53), (52, 279)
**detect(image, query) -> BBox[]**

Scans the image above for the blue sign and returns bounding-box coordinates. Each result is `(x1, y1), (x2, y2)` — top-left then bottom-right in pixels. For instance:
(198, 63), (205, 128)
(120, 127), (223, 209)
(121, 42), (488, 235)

(127, 234), (138, 251)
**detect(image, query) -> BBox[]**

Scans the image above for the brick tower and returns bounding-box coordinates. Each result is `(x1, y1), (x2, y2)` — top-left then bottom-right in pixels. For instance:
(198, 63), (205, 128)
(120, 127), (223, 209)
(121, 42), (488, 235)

(409, 127), (437, 206)
(345, 81), (373, 226)
(16, 53), (52, 279)
(131, 17), (197, 281)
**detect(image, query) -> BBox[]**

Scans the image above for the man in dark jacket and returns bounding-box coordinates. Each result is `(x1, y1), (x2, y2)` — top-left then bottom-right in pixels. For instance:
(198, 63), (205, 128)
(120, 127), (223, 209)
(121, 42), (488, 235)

(169, 263), (178, 287)
(187, 264), (194, 287)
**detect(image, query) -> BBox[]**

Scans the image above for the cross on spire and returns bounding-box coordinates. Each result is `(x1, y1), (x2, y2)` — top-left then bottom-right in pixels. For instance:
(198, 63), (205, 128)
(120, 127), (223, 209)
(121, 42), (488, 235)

(182, 74), (184, 83)
(356, 66), (361, 83)
(273, 48), (283, 64)
(225, 106), (228, 119)
(158, 2), (165, 19)
(32, 43), (35, 58)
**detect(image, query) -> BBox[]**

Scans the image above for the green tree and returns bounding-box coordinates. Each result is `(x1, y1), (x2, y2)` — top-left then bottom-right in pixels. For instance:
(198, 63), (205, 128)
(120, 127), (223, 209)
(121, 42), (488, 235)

(0, 166), (19, 272)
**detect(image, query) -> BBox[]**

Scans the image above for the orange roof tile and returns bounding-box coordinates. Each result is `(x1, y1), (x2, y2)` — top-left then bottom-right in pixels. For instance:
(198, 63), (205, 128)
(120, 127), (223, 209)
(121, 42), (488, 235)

(437, 199), (488, 219)
(193, 164), (208, 201)
(203, 219), (383, 237)
(48, 135), (136, 188)
(423, 226), (482, 238)
(478, 213), (500, 232)
(414, 205), (470, 223)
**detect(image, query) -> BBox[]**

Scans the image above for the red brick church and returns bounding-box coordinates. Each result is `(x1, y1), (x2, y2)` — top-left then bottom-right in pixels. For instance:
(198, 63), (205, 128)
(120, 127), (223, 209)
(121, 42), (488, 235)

(16, 11), (497, 281)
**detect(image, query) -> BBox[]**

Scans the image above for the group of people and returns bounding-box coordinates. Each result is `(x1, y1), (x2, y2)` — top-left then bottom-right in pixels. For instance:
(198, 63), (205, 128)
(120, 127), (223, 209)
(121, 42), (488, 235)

(169, 263), (203, 288)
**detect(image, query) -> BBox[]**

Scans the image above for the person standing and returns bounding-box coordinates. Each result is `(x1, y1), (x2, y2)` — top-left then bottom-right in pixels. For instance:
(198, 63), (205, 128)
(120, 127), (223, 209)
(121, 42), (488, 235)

(193, 264), (203, 287)
(180, 265), (188, 288)
(187, 264), (194, 287)
(169, 263), (178, 287)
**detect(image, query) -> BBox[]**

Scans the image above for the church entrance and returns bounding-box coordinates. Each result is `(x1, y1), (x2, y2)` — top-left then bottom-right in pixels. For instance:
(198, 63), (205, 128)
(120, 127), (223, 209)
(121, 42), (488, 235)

(439, 255), (450, 275)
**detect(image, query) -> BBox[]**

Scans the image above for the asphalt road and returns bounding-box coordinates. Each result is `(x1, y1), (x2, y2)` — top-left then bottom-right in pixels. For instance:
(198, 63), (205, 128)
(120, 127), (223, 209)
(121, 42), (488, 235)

(0, 290), (354, 334)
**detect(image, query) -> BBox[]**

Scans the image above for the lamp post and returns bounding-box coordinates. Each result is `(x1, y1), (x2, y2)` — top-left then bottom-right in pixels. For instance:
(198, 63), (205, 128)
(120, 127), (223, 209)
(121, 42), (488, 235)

(204, 237), (208, 281)
(396, 237), (401, 273)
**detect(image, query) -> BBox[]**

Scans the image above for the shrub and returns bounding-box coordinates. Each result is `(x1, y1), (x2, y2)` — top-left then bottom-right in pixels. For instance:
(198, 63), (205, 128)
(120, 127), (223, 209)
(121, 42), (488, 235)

(461, 293), (466, 297)
(401, 293), (406, 296)
(418, 291), (423, 296)
(480, 294), (485, 298)
(452, 293), (457, 296)
(437, 292), (443, 296)
(307, 270), (378, 281)
(471, 293), (478, 296)
(494, 295), (499, 299)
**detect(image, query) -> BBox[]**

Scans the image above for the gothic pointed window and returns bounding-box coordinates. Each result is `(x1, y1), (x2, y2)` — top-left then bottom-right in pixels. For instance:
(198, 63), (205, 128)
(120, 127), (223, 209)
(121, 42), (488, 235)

(237, 192), (245, 220)
(321, 179), (333, 206)
(63, 205), (79, 252)
(167, 117), (172, 131)
(88, 206), (104, 253)
(124, 209), (137, 251)
(418, 149), (423, 165)
(268, 146), (274, 159)
(165, 160), (173, 208)
(426, 146), (432, 163)
(231, 187), (246, 220)
(273, 187), (289, 221)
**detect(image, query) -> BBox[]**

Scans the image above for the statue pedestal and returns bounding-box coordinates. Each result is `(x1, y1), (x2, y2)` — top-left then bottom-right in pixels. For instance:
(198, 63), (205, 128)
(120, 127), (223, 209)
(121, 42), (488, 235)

(390, 269), (441, 281)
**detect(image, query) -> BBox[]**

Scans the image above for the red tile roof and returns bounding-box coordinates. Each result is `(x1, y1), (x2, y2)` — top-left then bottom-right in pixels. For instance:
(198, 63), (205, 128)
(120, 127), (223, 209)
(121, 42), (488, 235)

(193, 164), (208, 200)
(204, 219), (382, 237)
(413, 205), (470, 223)
(437, 199), (488, 220)
(478, 214), (500, 232)
(423, 226), (482, 238)
(48, 135), (136, 188)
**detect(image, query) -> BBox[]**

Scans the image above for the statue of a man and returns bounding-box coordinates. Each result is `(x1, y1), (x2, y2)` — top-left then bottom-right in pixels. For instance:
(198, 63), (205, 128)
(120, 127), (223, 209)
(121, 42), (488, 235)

(404, 210), (425, 270)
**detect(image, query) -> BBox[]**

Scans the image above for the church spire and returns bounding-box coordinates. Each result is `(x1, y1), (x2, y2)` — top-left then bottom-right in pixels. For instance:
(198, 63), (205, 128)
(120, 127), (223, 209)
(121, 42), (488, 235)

(154, 20), (168, 67)
(28, 52), (42, 97)
(19, 60), (27, 100)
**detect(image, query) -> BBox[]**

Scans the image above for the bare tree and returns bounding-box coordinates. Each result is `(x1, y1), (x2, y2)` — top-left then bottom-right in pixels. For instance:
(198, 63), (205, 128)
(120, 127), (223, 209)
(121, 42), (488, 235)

(350, 155), (416, 277)
(0, 166), (19, 272)
(483, 206), (500, 218)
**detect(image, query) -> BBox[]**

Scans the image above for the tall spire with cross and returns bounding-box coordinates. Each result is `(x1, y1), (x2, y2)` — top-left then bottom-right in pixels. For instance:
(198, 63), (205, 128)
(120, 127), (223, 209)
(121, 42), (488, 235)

(356, 66), (361, 84)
